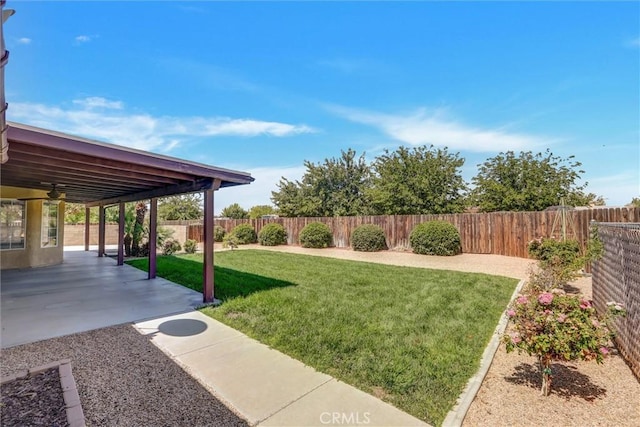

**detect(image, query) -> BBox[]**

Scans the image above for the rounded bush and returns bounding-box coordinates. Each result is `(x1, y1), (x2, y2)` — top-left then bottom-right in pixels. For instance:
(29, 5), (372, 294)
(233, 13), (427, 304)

(162, 239), (182, 255)
(258, 223), (288, 246)
(230, 223), (257, 244)
(351, 224), (387, 252)
(184, 239), (197, 254)
(299, 222), (333, 248)
(409, 221), (461, 256)
(214, 225), (226, 242)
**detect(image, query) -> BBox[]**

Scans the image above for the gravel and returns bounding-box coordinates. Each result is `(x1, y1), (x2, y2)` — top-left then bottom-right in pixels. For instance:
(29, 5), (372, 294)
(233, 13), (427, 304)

(0, 324), (247, 427)
(463, 274), (640, 427)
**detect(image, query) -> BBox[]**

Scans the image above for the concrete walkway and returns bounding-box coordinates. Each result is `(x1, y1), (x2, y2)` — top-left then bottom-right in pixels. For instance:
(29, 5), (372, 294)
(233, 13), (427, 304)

(134, 311), (428, 427)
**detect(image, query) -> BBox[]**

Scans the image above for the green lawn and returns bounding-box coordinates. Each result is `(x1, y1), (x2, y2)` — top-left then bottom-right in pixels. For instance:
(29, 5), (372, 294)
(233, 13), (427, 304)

(127, 250), (517, 426)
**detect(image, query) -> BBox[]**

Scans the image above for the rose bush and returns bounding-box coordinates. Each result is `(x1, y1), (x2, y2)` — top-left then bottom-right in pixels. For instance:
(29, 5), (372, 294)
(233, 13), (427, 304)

(504, 287), (625, 396)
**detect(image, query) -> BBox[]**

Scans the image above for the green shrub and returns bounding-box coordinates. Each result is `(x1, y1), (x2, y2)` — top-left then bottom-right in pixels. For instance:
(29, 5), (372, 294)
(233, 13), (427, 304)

(214, 225), (226, 242)
(410, 221), (461, 256)
(184, 239), (197, 254)
(351, 224), (387, 252)
(230, 223), (257, 244)
(299, 222), (333, 248)
(157, 226), (175, 246)
(222, 234), (239, 249)
(162, 239), (182, 255)
(258, 223), (288, 246)
(528, 237), (583, 285)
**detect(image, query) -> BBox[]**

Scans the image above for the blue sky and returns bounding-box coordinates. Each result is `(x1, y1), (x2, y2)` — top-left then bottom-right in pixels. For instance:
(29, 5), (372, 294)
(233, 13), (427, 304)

(5, 1), (639, 212)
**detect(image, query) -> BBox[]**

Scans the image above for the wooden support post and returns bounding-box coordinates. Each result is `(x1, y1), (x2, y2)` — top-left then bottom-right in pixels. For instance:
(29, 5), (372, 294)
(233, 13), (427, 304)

(117, 202), (125, 266)
(149, 198), (157, 279)
(84, 206), (90, 251)
(203, 188), (214, 302)
(202, 179), (220, 303)
(98, 205), (106, 257)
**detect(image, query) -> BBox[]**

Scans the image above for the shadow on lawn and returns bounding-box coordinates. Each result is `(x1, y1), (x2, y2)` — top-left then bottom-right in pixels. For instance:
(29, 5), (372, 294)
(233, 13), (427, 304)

(137, 256), (297, 301)
(214, 265), (296, 300)
(505, 362), (606, 401)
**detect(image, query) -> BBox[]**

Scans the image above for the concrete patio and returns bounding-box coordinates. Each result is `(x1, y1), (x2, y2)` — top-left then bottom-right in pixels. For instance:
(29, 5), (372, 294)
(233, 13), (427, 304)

(1, 249), (202, 348)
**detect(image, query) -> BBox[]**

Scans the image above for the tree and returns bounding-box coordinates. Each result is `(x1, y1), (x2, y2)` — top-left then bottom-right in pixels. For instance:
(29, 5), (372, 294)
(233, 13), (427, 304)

(131, 202), (147, 256)
(270, 179), (304, 217)
(471, 150), (597, 212)
(368, 145), (467, 215)
(629, 197), (640, 208)
(65, 204), (123, 224)
(221, 203), (248, 219)
(248, 205), (278, 219)
(64, 203), (98, 224)
(158, 194), (203, 221)
(271, 149), (372, 217)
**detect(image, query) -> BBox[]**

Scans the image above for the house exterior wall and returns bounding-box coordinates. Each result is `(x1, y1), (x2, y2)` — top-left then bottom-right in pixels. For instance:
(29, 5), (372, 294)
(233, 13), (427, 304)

(0, 186), (64, 270)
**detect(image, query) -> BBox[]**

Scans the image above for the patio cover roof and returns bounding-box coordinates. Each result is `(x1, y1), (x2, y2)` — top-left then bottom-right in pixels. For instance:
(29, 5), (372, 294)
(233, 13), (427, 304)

(1, 121), (254, 206)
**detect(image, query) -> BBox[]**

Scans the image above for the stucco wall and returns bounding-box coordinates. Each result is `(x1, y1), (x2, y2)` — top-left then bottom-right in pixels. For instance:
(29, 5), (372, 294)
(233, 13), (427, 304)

(1, 186), (65, 270)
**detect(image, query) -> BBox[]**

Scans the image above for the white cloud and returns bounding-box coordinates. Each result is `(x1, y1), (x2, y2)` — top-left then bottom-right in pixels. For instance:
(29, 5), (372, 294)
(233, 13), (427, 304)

(202, 119), (315, 137)
(327, 104), (551, 152)
(74, 35), (94, 43)
(73, 97), (124, 110)
(8, 99), (316, 152)
(214, 165), (306, 214)
(17, 37), (31, 45)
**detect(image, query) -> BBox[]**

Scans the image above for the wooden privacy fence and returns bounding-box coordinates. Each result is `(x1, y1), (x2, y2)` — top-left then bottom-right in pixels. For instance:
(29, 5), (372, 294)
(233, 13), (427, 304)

(188, 207), (640, 259)
(592, 223), (640, 379)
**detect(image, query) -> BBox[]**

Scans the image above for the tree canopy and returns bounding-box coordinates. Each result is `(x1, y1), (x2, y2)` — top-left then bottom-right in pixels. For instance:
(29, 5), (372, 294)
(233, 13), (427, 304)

(470, 150), (598, 212)
(369, 145), (467, 215)
(248, 205), (278, 219)
(158, 194), (203, 221)
(271, 149), (372, 217)
(221, 203), (249, 219)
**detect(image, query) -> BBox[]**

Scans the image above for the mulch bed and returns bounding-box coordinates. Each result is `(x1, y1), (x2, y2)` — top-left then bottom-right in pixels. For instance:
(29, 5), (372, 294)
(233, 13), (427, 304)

(1, 368), (68, 427)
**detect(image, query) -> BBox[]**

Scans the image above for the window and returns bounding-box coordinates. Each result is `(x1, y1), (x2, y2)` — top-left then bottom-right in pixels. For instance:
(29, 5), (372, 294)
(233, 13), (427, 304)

(0, 199), (26, 250)
(41, 201), (58, 248)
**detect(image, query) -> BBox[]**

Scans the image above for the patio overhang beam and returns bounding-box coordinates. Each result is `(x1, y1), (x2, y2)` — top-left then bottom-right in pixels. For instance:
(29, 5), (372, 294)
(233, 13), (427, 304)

(85, 177), (219, 207)
(9, 145), (195, 182)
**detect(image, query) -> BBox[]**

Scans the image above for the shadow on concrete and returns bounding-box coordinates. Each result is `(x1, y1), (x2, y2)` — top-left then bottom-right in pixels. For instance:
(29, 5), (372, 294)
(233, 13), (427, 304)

(158, 319), (208, 337)
(505, 362), (607, 401)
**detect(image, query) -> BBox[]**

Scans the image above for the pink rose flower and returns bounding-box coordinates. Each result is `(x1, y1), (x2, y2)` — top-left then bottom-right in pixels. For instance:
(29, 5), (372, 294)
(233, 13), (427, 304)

(580, 300), (592, 309)
(557, 314), (567, 323)
(600, 347), (609, 355)
(538, 292), (554, 305)
(511, 333), (521, 344)
(507, 309), (516, 317)
(516, 296), (528, 305)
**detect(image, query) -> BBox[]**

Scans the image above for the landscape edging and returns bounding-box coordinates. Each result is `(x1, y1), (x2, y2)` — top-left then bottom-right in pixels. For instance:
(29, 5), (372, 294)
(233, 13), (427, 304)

(442, 278), (526, 427)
